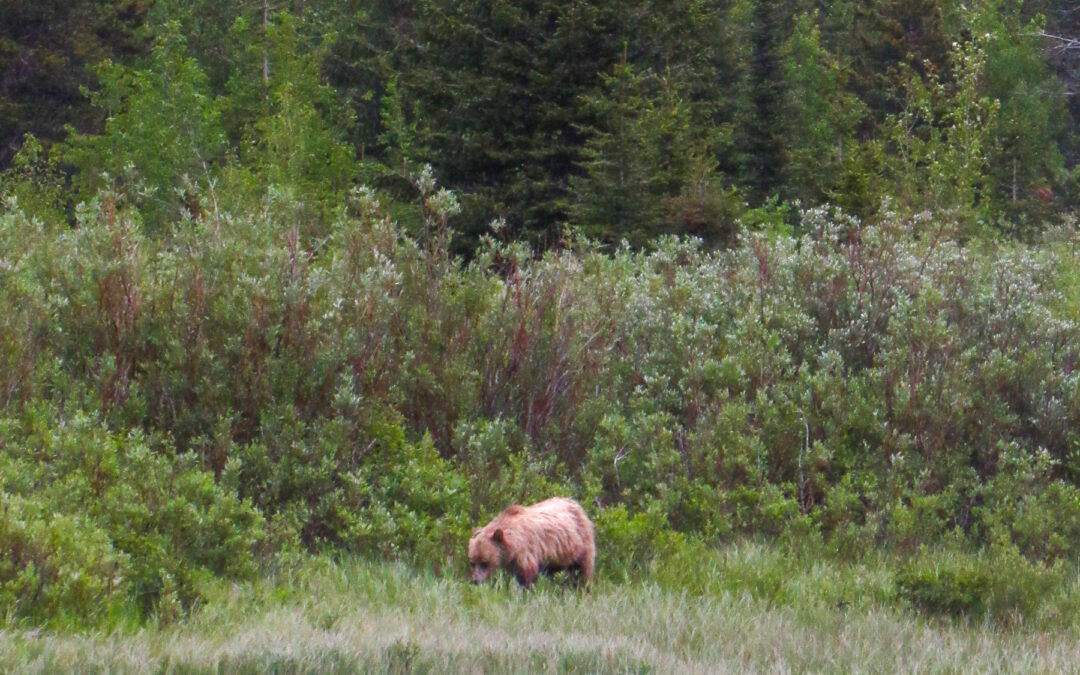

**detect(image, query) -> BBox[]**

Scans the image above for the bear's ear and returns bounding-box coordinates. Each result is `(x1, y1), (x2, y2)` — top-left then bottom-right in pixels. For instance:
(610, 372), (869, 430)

(492, 529), (505, 544)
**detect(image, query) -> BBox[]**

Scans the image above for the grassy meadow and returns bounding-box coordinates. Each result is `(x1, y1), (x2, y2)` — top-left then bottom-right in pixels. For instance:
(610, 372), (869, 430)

(5, 548), (1080, 673)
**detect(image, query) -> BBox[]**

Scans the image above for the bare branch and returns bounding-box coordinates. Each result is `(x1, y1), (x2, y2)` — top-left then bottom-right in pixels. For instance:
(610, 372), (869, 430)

(1026, 31), (1080, 54)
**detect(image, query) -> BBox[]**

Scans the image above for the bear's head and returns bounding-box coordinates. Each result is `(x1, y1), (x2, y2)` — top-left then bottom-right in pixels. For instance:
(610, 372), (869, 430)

(468, 527), (506, 583)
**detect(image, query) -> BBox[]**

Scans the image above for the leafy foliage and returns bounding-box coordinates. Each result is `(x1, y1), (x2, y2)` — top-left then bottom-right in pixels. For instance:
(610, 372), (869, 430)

(0, 409), (263, 623)
(60, 24), (225, 231)
(6, 167), (1080, 625)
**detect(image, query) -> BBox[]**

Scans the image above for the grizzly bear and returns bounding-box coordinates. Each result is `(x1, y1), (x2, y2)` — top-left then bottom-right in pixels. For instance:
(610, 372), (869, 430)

(468, 497), (596, 588)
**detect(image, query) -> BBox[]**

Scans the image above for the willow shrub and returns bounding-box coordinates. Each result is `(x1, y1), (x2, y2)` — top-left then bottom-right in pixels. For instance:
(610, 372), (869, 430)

(0, 409), (263, 625)
(4, 181), (1080, 624)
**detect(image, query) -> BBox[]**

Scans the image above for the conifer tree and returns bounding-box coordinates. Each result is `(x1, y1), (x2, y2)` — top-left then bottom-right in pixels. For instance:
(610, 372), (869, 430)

(779, 12), (868, 210)
(0, 0), (148, 166)
(570, 63), (733, 246)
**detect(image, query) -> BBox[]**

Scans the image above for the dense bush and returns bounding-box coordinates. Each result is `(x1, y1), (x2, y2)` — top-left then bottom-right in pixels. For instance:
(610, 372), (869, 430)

(0, 409), (263, 623)
(0, 492), (126, 627)
(4, 176), (1080, 625)
(896, 539), (1071, 627)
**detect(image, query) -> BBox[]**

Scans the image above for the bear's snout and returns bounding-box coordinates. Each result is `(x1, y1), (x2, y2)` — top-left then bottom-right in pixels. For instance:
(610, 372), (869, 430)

(471, 565), (492, 583)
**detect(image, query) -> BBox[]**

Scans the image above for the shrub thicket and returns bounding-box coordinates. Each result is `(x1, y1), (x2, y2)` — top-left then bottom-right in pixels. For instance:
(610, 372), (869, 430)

(3, 178), (1080, 624)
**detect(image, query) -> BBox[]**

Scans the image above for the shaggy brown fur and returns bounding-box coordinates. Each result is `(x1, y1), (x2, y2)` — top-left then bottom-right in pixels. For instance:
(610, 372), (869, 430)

(468, 497), (596, 588)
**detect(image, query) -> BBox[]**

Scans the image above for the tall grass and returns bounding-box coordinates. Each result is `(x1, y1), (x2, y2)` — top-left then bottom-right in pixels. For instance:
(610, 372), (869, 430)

(4, 553), (1080, 673)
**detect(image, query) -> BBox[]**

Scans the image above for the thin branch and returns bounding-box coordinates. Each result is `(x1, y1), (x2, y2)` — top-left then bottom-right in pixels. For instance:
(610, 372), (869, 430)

(1026, 31), (1080, 54)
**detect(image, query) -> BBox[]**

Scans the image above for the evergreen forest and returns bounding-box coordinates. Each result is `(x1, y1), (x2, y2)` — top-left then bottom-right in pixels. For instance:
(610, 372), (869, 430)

(6, 0), (1080, 642)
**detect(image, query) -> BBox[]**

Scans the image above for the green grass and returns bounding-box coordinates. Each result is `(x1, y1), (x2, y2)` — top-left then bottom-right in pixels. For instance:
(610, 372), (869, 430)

(5, 547), (1080, 673)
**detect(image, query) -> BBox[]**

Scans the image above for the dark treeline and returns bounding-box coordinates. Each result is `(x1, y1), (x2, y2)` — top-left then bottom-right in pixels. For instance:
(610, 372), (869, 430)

(2, 0), (1080, 246)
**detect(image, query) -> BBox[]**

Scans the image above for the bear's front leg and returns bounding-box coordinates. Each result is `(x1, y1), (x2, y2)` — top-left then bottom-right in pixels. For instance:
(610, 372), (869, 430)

(514, 559), (539, 588)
